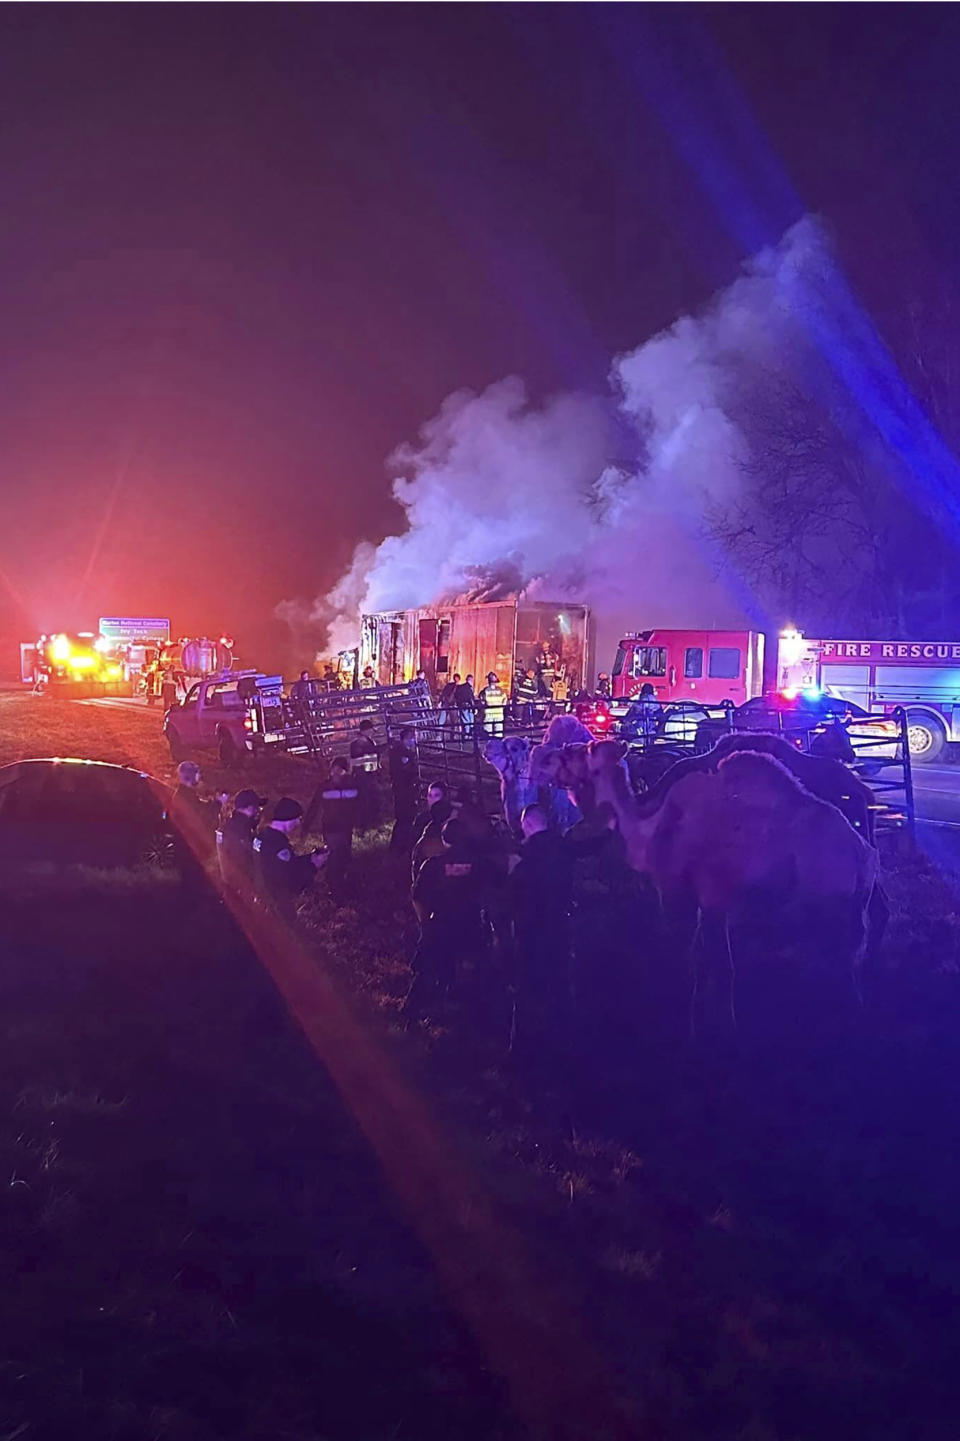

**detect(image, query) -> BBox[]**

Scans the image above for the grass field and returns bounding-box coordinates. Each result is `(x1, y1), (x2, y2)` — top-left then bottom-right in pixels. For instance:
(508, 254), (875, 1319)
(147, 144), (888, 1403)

(3, 684), (960, 1440)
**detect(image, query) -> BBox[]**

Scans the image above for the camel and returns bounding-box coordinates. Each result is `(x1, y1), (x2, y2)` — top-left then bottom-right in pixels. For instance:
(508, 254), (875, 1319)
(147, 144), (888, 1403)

(485, 713), (594, 833)
(558, 738), (881, 1026)
(628, 731), (877, 844)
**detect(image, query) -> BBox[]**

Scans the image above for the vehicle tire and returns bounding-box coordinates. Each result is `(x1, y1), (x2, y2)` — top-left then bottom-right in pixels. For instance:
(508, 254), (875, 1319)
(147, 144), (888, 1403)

(166, 727), (186, 762)
(218, 731), (240, 768)
(905, 709), (947, 764)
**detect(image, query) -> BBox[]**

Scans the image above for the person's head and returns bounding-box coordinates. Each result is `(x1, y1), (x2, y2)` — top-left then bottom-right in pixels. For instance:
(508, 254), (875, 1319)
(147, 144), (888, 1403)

(363, 665), (374, 677)
(440, 817), (466, 850)
(487, 672), (498, 686)
(598, 672), (609, 684)
(452, 673), (461, 685)
(399, 725), (416, 749)
(525, 668), (536, 680)
(521, 803), (549, 839)
(233, 787), (266, 818)
(177, 760), (201, 789)
(426, 781), (448, 809)
(358, 719), (374, 736)
(323, 662), (334, 674)
(329, 756), (350, 779)
(416, 668), (426, 681)
(271, 797), (303, 834)
(639, 682), (655, 700)
(465, 674), (474, 687)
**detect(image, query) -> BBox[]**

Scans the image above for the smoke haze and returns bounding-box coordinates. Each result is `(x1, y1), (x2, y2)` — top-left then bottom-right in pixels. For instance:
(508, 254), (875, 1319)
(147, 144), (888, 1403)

(304, 217), (826, 662)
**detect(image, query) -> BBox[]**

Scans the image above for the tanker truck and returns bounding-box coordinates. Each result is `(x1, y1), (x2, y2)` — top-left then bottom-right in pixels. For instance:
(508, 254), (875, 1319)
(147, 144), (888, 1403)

(143, 636), (236, 704)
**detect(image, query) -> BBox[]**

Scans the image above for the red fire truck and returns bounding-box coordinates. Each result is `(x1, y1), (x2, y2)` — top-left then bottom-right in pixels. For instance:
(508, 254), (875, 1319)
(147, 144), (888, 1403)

(777, 631), (960, 763)
(611, 629), (766, 708)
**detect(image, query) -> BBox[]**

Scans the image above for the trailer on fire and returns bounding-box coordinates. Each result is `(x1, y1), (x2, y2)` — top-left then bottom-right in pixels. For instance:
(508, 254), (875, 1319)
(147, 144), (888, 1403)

(360, 598), (592, 699)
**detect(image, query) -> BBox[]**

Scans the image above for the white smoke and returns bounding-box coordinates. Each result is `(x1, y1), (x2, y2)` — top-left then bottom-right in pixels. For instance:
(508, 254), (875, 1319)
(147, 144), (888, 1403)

(307, 217), (827, 662)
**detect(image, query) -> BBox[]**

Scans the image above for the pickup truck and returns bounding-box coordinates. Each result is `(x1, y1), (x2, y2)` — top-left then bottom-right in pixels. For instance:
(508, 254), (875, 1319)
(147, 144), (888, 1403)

(163, 670), (286, 766)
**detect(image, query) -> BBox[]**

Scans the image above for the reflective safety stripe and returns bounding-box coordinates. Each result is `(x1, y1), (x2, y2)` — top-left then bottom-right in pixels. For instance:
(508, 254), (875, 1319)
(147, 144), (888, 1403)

(323, 789), (359, 800)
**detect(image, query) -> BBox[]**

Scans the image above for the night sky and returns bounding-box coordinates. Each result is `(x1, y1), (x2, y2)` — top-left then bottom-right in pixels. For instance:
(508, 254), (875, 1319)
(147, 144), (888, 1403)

(1, 4), (957, 668)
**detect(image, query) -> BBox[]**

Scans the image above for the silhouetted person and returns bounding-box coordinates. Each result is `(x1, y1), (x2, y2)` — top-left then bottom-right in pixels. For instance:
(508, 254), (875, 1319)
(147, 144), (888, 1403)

(388, 726), (420, 851)
(254, 797), (327, 915)
(217, 787), (266, 892)
(407, 817), (485, 1020)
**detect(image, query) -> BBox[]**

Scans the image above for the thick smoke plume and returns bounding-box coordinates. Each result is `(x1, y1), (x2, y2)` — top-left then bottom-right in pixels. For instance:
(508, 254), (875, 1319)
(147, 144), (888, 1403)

(305, 218), (827, 661)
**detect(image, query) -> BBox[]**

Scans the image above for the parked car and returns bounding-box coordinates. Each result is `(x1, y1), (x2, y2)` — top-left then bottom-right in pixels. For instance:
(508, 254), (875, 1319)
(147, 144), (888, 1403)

(0, 758), (172, 872)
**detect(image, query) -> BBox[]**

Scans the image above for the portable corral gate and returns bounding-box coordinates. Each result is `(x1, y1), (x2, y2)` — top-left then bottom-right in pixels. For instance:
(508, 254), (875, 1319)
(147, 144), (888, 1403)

(280, 680), (436, 764)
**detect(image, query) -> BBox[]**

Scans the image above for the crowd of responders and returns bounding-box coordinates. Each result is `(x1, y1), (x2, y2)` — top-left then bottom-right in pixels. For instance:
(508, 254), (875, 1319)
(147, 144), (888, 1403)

(165, 729), (655, 1056)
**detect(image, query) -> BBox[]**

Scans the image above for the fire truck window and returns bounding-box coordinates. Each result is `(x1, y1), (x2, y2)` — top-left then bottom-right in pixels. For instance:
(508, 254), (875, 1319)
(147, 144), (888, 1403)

(684, 647), (704, 679)
(612, 647), (626, 677)
(708, 647), (741, 679)
(630, 647), (666, 679)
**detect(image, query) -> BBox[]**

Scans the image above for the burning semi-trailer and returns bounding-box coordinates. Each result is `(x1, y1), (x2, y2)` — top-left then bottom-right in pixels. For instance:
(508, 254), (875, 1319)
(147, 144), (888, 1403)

(359, 598), (591, 698)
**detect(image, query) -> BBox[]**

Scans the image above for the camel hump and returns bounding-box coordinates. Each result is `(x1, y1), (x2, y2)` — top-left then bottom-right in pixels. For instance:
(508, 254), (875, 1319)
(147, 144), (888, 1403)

(712, 730), (797, 764)
(717, 748), (807, 798)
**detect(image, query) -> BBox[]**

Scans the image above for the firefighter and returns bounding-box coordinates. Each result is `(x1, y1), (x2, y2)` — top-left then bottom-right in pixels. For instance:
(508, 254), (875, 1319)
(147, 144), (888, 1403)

(536, 641), (559, 696)
(406, 817), (485, 1020)
(290, 669), (313, 703)
(481, 672), (507, 737)
(217, 787), (266, 892)
(160, 668), (179, 711)
(349, 718), (380, 830)
(321, 662), (339, 690)
(359, 664), (377, 689)
(509, 804), (573, 1059)
(596, 672), (612, 699)
(388, 725), (420, 851)
(254, 797), (328, 914)
(513, 666), (540, 723)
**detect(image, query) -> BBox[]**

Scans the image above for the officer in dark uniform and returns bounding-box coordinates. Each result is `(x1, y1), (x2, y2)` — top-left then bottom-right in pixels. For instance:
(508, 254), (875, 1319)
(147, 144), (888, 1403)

(349, 719), (380, 830)
(388, 726), (420, 851)
(168, 761), (225, 894)
(217, 787), (266, 892)
(308, 756), (359, 904)
(509, 804), (573, 1060)
(406, 817), (485, 1019)
(253, 797), (327, 914)
(290, 669), (313, 704)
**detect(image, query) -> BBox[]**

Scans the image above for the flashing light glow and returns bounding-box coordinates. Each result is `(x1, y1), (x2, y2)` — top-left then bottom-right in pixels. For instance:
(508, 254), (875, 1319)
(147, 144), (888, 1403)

(802, 686), (821, 701)
(94, 636), (110, 653)
(778, 628), (807, 667)
(67, 654), (97, 671)
(50, 635), (71, 663)
(781, 687), (798, 700)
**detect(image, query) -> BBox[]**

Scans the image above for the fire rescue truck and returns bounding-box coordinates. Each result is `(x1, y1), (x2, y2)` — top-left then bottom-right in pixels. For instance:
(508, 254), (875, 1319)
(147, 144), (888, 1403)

(777, 629), (960, 763)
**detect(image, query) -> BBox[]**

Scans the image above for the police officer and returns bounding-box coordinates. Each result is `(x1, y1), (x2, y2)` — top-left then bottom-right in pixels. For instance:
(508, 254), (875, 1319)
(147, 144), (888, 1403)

(407, 817), (485, 1019)
(217, 787), (266, 892)
(168, 761), (227, 893)
(388, 726), (420, 851)
(311, 756), (359, 903)
(349, 718), (380, 830)
(509, 804), (573, 1058)
(254, 798), (327, 914)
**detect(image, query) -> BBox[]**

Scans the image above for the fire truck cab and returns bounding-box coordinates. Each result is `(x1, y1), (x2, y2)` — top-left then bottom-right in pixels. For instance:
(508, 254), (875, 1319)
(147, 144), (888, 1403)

(611, 629), (765, 708)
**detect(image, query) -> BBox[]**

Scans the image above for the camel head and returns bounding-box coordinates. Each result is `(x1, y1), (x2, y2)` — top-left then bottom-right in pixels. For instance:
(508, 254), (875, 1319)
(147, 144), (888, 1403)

(484, 734), (531, 780)
(555, 742), (591, 791)
(586, 738), (628, 778)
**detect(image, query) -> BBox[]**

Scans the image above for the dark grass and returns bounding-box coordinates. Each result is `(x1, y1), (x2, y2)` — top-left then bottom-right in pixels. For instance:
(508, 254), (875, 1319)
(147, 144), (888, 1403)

(4, 688), (960, 1438)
